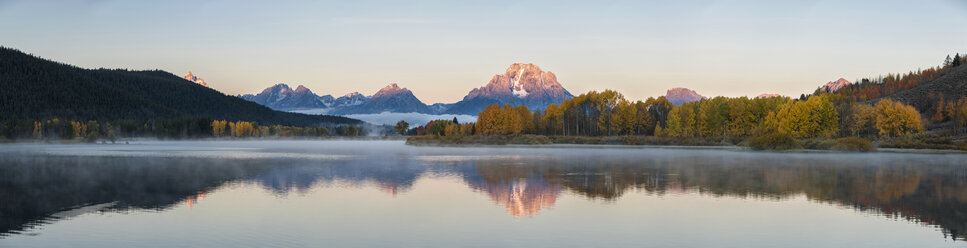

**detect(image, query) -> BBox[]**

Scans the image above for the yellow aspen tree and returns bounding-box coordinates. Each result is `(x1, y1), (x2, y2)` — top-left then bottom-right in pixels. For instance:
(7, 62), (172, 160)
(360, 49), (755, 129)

(33, 121), (42, 139)
(874, 99), (923, 136)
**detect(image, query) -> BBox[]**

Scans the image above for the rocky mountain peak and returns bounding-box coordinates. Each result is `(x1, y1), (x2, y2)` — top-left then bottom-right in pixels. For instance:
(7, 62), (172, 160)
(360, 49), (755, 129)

(463, 63), (571, 101)
(665, 87), (705, 105)
(442, 63), (573, 114)
(504, 63), (541, 75)
(294, 85), (310, 93)
(263, 83), (292, 94)
(821, 78), (851, 92)
(182, 71), (208, 87)
(372, 83), (412, 98)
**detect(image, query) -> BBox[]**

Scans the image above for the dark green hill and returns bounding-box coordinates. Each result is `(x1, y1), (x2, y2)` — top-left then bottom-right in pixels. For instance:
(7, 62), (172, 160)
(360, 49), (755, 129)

(0, 47), (360, 126)
(883, 63), (967, 110)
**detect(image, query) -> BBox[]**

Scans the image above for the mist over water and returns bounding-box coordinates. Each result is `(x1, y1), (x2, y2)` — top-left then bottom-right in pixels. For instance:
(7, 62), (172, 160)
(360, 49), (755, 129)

(1, 140), (965, 247)
(288, 109), (477, 126)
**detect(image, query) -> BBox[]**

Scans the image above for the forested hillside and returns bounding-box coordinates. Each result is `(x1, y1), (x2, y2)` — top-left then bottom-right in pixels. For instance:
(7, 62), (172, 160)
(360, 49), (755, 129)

(0, 47), (359, 126)
(821, 53), (967, 113)
(884, 61), (967, 113)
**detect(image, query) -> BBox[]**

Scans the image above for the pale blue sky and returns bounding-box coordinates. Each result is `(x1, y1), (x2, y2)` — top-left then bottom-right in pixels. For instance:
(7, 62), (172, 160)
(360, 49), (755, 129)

(2, 0), (966, 103)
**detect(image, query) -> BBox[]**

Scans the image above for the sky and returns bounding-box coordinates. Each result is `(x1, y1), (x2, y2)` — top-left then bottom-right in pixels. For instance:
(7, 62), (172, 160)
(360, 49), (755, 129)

(2, 0), (966, 103)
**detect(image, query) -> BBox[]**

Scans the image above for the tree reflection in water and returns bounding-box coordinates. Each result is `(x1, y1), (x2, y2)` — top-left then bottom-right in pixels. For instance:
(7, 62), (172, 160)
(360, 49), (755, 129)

(0, 151), (964, 240)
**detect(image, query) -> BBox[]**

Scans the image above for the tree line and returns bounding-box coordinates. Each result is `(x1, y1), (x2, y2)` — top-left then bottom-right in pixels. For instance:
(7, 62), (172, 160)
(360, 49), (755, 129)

(210, 120), (360, 138)
(0, 117), (363, 142)
(414, 90), (943, 140)
(406, 118), (475, 136)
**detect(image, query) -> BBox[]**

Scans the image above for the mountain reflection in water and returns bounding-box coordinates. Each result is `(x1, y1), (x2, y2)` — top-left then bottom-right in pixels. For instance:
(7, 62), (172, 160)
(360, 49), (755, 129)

(0, 141), (965, 243)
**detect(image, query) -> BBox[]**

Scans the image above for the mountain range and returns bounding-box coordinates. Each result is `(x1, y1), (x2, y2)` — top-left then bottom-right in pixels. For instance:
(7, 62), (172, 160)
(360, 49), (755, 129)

(236, 65), (791, 115)
(239, 63), (574, 115)
(239, 84), (329, 109)
(329, 83), (430, 115)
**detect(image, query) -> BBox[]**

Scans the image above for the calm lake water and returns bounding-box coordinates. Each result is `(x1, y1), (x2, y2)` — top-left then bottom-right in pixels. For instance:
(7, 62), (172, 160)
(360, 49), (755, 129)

(0, 140), (965, 247)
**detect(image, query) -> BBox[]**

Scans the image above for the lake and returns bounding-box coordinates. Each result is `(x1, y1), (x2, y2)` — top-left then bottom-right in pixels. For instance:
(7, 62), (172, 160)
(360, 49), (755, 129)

(0, 140), (964, 247)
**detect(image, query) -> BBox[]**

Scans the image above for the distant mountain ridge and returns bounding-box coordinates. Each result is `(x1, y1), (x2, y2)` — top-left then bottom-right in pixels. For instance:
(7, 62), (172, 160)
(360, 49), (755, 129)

(239, 84), (328, 110)
(334, 92), (368, 107)
(239, 63), (575, 115)
(329, 83), (430, 114)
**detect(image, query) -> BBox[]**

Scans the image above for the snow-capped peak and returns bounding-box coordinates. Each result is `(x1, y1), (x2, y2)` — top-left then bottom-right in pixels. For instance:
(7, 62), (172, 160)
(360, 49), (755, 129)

(182, 71), (209, 87)
(821, 78), (851, 92)
(511, 67), (528, 98)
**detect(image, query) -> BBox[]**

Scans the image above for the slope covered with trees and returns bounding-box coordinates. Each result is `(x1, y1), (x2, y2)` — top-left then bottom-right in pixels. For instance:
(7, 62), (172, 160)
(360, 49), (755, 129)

(0, 47), (360, 127)
(820, 53), (967, 114)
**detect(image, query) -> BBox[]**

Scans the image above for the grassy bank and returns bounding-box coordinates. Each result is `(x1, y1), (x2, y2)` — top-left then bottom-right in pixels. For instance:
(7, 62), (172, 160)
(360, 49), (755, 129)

(406, 135), (552, 146)
(747, 134), (876, 152)
(407, 135), (734, 147)
(0, 135), (409, 144)
(875, 132), (967, 150)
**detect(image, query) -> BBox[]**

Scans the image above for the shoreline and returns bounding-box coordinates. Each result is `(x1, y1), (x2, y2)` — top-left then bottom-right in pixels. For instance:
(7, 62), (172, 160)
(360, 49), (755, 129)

(405, 135), (967, 154)
(2, 137), (965, 154)
(0, 135), (409, 144)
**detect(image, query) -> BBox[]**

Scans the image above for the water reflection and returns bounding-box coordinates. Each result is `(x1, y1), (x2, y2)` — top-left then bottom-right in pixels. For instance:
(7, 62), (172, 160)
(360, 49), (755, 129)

(184, 193), (206, 209)
(460, 163), (563, 217)
(0, 155), (268, 236)
(0, 146), (965, 242)
(253, 160), (425, 196)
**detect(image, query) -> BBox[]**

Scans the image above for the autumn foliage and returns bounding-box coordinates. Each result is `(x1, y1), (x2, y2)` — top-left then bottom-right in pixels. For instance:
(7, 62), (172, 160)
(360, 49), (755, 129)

(476, 104), (535, 135)
(873, 100), (924, 137)
(765, 95), (839, 138)
(825, 53), (967, 105)
(458, 91), (927, 144)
